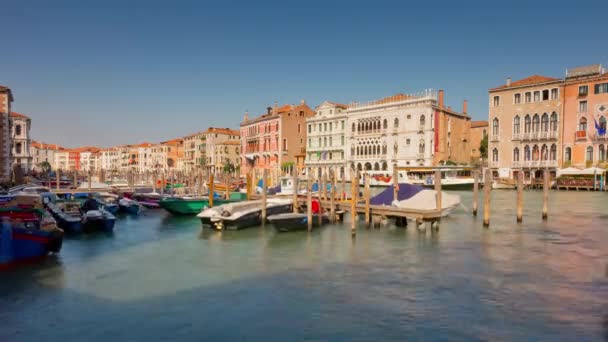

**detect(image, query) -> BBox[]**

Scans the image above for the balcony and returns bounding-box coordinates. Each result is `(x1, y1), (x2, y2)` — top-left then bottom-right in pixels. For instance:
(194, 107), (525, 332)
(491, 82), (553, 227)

(541, 160), (558, 168)
(539, 131), (548, 140)
(489, 160), (499, 168)
(548, 131), (559, 139)
(418, 125), (425, 133)
(512, 133), (521, 141)
(512, 161), (521, 168)
(530, 131), (539, 140)
(575, 130), (587, 140)
(416, 153), (425, 160)
(522, 132), (530, 141)
(490, 135), (500, 142)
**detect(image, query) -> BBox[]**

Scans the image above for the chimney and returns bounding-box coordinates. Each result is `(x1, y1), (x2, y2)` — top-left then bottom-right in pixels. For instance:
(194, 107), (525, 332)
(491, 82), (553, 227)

(463, 100), (468, 114)
(243, 110), (249, 122)
(267, 107), (272, 115)
(506, 77), (512, 87)
(300, 99), (305, 105)
(438, 89), (445, 108)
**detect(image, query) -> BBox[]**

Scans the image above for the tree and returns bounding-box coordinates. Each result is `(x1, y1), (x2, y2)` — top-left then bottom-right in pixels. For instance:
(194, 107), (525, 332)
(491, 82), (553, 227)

(38, 161), (52, 174)
(223, 160), (235, 174)
(479, 135), (488, 159)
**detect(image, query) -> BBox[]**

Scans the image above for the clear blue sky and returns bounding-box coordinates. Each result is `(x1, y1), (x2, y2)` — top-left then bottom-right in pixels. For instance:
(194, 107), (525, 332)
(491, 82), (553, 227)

(1, 0), (607, 147)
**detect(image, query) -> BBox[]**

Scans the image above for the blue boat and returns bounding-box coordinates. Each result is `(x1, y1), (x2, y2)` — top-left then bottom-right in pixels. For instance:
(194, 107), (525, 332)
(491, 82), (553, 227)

(0, 208), (64, 268)
(47, 201), (115, 234)
(118, 198), (141, 215)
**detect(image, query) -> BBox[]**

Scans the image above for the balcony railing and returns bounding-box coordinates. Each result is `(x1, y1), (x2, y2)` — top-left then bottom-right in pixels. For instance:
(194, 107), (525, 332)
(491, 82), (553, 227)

(548, 131), (559, 139)
(489, 160), (499, 168)
(530, 131), (539, 140)
(522, 132), (530, 140)
(512, 133), (521, 140)
(490, 135), (499, 142)
(539, 131), (548, 140)
(541, 160), (558, 168)
(512, 161), (521, 168)
(416, 153), (425, 159)
(575, 130), (587, 140)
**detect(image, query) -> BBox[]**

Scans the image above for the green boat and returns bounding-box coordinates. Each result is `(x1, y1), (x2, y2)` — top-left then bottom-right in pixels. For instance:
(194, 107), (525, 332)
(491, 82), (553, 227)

(159, 196), (237, 215)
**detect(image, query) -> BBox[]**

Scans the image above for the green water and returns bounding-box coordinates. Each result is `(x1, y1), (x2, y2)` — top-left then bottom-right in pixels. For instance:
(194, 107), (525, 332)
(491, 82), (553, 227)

(1, 190), (607, 341)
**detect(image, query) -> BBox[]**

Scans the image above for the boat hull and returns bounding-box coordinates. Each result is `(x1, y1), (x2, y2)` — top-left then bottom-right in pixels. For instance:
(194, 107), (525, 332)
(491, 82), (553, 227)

(421, 182), (474, 190)
(212, 203), (293, 231)
(269, 214), (329, 232)
(160, 198), (236, 215)
(83, 217), (115, 233)
(1, 225), (64, 267)
(119, 204), (141, 215)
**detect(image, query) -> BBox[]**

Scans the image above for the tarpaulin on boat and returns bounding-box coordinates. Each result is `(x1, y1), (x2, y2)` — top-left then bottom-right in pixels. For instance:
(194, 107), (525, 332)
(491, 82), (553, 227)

(370, 183), (424, 206)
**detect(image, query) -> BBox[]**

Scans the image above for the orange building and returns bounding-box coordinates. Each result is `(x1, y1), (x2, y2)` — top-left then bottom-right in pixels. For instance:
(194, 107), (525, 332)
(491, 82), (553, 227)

(562, 64), (608, 168)
(469, 121), (488, 163)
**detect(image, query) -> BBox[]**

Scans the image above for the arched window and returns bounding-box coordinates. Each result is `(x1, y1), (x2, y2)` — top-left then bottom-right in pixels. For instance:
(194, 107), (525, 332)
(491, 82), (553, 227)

(374, 162), (379, 171)
(513, 147), (519, 161)
(532, 145), (539, 160)
(524, 114), (531, 133)
(579, 117), (587, 131)
(15, 142), (22, 154)
(356, 146), (360, 156)
(564, 147), (571, 161)
(419, 140), (425, 154)
(600, 116), (607, 132)
(492, 117), (499, 136)
(382, 144), (387, 155)
(420, 115), (425, 129)
(364, 162), (372, 171)
(383, 119), (388, 129)
(513, 115), (520, 134)
(541, 144), (548, 160)
(550, 144), (557, 160)
(15, 125), (22, 136)
(394, 118), (399, 128)
(351, 145), (355, 156)
(599, 144), (606, 161)
(532, 114), (540, 132)
(586, 146), (593, 161)
(524, 145), (531, 161)
(492, 148), (498, 162)
(357, 163), (362, 171)
(550, 112), (558, 131)
(393, 142), (398, 155)
(382, 161), (387, 171)
(541, 113), (549, 132)
(352, 123), (356, 132)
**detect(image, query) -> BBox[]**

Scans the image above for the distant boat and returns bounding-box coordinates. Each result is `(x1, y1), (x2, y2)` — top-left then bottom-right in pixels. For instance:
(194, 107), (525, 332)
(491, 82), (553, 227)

(131, 192), (166, 208)
(118, 198), (141, 215)
(492, 178), (516, 190)
(197, 198), (292, 230)
(0, 207), (64, 268)
(47, 201), (115, 234)
(370, 183), (425, 206)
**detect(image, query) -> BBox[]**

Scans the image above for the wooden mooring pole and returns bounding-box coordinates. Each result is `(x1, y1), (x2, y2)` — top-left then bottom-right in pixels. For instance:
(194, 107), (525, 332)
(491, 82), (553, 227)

(364, 175), (370, 228)
(351, 170), (358, 235)
(87, 170), (92, 192)
(433, 170), (442, 230)
(472, 169), (479, 216)
(261, 169), (267, 223)
(542, 169), (549, 220)
(517, 171), (524, 223)
(56, 170), (61, 191)
(393, 167), (398, 202)
(307, 171), (312, 232)
(292, 172), (299, 213)
(330, 168), (336, 223)
(209, 173), (215, 208)
(483, 169), (492, 227)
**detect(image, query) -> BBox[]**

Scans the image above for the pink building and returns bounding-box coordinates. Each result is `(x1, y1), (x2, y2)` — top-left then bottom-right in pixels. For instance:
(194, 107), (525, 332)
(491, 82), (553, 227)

(240, 107), (281, 175)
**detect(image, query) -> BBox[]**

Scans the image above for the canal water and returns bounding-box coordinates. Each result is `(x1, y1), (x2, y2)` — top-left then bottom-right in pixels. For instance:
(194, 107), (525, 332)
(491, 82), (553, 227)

(1, 190), (607, 341)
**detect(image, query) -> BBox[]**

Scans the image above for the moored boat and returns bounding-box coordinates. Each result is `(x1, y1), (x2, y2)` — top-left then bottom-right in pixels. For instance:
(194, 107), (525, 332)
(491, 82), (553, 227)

(268, 211), (329, 232)
(118, 198), (141, 215)
(492, 178), (517, 189)
(392, 190), (461, 217)
(47, 201), (115, 234)
(197, 198), (292, 230)
(159, 196), (236, 215)
(0, 207), (64, 268)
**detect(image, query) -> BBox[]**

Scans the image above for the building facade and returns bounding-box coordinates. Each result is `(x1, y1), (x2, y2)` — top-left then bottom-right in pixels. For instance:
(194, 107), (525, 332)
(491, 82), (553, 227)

(31, 141), (63, 171)
(10, 112), (32, 172)
(488, 76), (562, 179)
(305, 101), (348, 178)
(346, 90), (470, 175)
(562, 64), (608, 168)
(0, 85), (13, 182)
(240, 101), (314, 176)
(469, 121), (488, 163)
(213, 140), (240, 175)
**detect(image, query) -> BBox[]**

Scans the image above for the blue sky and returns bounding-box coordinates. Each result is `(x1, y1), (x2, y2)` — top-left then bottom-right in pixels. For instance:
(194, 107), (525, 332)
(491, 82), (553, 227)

(1, 0), (607, 147)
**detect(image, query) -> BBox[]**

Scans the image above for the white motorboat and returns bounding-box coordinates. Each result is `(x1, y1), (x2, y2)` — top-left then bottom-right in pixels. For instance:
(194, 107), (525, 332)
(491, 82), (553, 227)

(392, 189), (461, 217)
(197, 198), (293, 230)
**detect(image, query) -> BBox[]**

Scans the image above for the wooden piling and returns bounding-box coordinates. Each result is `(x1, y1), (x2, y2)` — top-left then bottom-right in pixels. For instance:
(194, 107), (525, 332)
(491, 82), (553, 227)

(393, 167), (398, 202)
(351, 170), (358, 235)
(87, 170), (92, 192)
(73, 171), (78, 189)
(246, 171), (251, 201)
(483, 169), (491, 227)
(330, 168), (336, 223)
(542, 169), (549, 220)
(160, 171), (165, 195)
(292, 172), (299, 213)
(364, 175), (370, 228)
(472, 169), (479, 216)
(341, 170), (346, 200)
(307, 171), (312, 232)
(517, 171), (523, 223)
(209, 173), (215, 208)
(434, 169), (442, 213)
(261, 169), (268, 222)
(317, 174), (324, 226)
(225, 173), (230, 200)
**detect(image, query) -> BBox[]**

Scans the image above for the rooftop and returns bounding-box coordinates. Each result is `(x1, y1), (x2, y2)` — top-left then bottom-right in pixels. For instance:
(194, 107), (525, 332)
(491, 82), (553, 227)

(471, 120), (488, 128)
(10, 112), (29, 119)
(490, 75), (561, 91)
(217, 140), (240, 146)
(566, 64), (604, 79)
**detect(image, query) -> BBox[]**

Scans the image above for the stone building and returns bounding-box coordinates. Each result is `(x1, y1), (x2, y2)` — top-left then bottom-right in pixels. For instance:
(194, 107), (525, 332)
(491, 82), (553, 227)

(488, 76), (562, 179)
(31, 141), (63, 171)
(562, 64), (608, 168)
(0, 85), (14, 183)
(346, 89), (471, 175)
(305, 101), (348, 179)
(213, 140), (240, 176)
(10, 112), (32, 172)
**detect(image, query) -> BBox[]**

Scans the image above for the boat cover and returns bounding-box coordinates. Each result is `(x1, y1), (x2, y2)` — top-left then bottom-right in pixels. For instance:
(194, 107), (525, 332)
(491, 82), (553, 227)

(370, 183), (424, 206)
